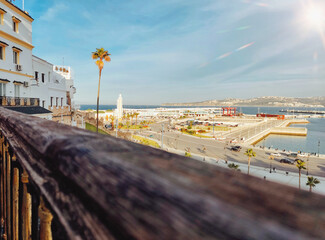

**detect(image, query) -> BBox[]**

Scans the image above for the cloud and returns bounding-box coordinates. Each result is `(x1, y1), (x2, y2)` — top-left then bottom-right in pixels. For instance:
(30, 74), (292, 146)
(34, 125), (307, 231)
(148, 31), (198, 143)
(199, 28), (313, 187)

(39, 3), (68, 21)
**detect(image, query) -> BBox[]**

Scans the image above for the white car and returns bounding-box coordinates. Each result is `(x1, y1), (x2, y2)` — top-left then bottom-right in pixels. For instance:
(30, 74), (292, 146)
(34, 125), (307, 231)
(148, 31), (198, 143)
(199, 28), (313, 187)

(271, 152), (282, 157)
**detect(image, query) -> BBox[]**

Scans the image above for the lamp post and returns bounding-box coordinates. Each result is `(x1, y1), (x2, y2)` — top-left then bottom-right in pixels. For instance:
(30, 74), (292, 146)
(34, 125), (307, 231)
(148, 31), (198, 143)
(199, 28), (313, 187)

(213, 115), (215, 137)
(307, 154), (310, 175)
(269, 155), (274, 173)
(115, 118), (118, 138)
(161, 123), (164, 149)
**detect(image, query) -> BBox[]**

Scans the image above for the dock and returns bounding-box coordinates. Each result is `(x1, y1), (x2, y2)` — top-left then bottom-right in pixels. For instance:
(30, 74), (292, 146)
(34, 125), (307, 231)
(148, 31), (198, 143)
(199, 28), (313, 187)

(280, 109), (325, 115)
(247, 119), (308, 145)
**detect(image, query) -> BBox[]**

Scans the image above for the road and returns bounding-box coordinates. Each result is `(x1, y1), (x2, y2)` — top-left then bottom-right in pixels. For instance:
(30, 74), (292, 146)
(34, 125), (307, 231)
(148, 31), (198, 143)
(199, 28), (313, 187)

(136, 121), (325, 177)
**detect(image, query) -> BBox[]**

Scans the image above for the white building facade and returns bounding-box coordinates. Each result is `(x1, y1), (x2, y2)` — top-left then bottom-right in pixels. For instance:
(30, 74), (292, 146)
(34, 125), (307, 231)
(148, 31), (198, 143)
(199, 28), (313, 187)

(0, 0), (34, 99)
(31, 56), (68, 109)
(0, 0), (75, 111)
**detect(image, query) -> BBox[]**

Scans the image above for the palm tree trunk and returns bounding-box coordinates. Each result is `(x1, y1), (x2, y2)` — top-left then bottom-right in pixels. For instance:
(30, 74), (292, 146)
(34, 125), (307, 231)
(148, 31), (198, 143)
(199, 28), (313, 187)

(310, 185), (312, 192)
(96, 69), (102, 133)
(299, 170), (301, 189)
(248, 157), (251, 175)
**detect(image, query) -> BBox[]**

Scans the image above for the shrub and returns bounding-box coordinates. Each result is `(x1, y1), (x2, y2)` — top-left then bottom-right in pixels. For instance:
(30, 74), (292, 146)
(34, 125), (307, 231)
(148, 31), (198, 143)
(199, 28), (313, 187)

(185, 152), (192, 157)
(198, 130), (206, 133)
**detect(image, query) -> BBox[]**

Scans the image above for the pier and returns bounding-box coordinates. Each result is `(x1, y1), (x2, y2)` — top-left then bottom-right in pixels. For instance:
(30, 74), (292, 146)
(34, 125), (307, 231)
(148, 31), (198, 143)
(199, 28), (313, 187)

(280, 109), (325, 115)
(245, 119), (308, 145)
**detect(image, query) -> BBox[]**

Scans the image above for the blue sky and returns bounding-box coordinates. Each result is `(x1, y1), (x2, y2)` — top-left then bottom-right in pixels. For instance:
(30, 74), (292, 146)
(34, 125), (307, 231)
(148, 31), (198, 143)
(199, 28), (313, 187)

(16, 0), (325, 104)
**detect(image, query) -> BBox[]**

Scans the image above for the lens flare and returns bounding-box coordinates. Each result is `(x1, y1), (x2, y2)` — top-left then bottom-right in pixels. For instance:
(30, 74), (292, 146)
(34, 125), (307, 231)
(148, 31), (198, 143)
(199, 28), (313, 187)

(306, 7), (325, 28)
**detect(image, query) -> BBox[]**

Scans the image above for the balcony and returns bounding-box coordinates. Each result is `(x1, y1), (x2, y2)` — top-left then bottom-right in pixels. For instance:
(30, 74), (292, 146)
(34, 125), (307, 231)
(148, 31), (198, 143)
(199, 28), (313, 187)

(0, 96), (39, 106)
(0, 107), (324, 239)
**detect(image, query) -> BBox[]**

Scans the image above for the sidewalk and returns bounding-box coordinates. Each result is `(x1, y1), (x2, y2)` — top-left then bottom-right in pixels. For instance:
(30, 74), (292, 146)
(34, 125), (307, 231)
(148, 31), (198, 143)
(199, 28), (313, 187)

(165, 147), (325, 195)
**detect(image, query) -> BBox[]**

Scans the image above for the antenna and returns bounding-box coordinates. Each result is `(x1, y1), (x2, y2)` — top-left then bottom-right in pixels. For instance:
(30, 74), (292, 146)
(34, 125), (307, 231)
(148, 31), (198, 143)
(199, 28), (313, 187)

(22, 0), (24, 10)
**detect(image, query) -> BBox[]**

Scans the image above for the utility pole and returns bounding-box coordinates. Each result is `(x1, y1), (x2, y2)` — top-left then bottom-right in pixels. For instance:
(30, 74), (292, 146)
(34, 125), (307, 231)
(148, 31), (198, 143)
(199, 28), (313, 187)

(161, 124), (164, 149)
(213, 115), (215, 137)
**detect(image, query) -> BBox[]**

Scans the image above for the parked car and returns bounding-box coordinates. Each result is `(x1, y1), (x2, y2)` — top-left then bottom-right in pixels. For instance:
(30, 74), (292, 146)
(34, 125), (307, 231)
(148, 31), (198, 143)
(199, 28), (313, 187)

(230, 146), (241, 152)
(233, 145), (242, 149)
(271, 152), (281, 157)
(280, 158), (294, 164)
(289, 153), (298, 158)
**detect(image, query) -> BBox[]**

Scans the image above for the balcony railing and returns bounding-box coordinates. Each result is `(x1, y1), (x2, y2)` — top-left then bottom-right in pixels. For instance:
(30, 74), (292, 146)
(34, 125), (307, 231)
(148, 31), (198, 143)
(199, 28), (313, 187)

(0, 107), (324, 239)
(0, 97), (39, 106)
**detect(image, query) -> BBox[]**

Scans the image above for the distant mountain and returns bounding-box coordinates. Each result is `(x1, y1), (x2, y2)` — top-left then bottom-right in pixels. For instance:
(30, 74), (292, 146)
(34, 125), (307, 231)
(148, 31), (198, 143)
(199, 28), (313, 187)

(162, 97), (325, 107)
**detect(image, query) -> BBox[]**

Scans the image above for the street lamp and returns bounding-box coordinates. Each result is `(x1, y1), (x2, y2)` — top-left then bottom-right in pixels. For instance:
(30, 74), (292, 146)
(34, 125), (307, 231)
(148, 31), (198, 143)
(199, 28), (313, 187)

(213, 115), (215, 137)
(161, 123), (164, 149)
(269, 155), (274, 173)
(307, 154), (310, 175)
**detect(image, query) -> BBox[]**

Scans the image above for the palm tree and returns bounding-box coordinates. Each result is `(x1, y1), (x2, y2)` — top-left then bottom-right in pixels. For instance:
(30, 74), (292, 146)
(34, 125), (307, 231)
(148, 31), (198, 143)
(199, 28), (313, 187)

(296, 160), (306, 189)
(306, 176), (320, 192)
(126, 113), (131, 127)
(134, 112), (140, 125)
(244, 148), (256, 175)
(130, 113), (135, 125)
(109, 115), (115, 130)
(228, 163), (240, 171)
(92, 48), (111, 133)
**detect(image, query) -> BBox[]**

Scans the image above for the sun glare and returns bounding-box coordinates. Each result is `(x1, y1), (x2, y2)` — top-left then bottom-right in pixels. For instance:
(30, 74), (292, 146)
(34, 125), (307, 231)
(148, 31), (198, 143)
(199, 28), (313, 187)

(306, 6), (325, 28)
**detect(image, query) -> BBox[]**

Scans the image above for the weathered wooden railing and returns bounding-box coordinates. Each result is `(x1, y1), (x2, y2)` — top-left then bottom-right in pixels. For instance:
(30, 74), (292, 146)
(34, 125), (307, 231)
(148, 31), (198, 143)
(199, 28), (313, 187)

(0, 107), (325, 239)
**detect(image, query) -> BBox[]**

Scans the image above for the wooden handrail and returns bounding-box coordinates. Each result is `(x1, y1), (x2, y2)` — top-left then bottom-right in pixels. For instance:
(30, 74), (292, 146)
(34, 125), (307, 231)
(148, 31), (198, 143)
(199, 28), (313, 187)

(0, 107), (325, 239)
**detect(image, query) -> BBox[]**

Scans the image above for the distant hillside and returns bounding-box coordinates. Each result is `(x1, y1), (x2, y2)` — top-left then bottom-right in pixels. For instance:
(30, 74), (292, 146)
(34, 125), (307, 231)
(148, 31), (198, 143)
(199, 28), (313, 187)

(162, 97), (325, 107)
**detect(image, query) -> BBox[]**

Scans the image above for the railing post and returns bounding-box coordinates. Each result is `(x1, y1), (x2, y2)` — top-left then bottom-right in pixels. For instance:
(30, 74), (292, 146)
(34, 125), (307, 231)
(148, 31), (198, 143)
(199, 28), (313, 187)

(12, 155), (19, 240)
(21, 170), (31, 240)
(6, 149), (11, 240)
(2, 142), (7, 238)
(38, 197), (53, 240)
(0, 136), (4, 224)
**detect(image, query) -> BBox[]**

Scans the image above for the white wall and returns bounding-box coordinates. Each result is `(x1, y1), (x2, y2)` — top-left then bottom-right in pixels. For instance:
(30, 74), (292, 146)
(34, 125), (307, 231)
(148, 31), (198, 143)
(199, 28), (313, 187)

(31, 56), (67, 108)
(0, 0), (33, 97)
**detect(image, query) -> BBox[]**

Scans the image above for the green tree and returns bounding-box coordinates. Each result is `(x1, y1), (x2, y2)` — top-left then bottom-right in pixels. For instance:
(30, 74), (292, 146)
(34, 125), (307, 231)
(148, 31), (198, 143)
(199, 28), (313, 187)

(244, 148), (256, 175)
(306, 176), (320, 192)
(92, 48), (111, 133)
(228, 163), (240, 171)
(296, 160), (306, 189)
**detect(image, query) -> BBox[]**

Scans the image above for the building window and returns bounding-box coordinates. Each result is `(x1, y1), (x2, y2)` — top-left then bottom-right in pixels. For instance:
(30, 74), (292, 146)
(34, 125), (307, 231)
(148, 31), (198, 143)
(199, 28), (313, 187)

(50, 97), (53, 107)
(42, 100), (45, 108)
(0, 83), (6, 96)
(61, 97), (63, 106)
(12, 16), (21, 33)
(0, 8), (6, 25)
(0, 46), (3, 60)
(13, 50), (19, 64)
(35, 71), (38, 80)
(0, 41), (7, 61)
(14, 85), (20, 98)
(56, 97), (58, 107)
(42, 73), (45, 83)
